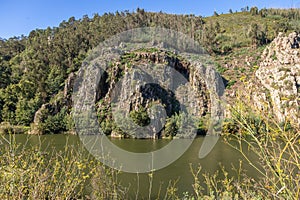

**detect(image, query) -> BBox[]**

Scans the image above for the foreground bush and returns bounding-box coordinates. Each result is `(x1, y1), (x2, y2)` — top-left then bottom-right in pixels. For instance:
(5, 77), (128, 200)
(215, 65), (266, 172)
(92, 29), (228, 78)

(0, 97), (299, 199)
(180, 97), (300, 199)
(0, 135), (126, 199)
(216, 98), (300, 199)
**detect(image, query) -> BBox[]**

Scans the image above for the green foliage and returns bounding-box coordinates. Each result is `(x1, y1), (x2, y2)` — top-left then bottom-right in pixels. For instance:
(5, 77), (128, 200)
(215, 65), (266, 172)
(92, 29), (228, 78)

(15, 95), (41, 126)
(38, 107), (69, 134)
(216, 63), (228, 74)
(0, 135), (127, 199)
(0, 7), (299, 199)
(100, 118), (115, 135)
(200, 21), (218, 54)
(250, 6), (259, 16)
(0, 63), (11, 88)
(0, 122), (28, 134)
(196, 117), (209, 135)
(162, 113), (182, 138)
(46, 65), (66, 96)
(129, 107), (150, 127)
(222, 96), (300, 199)
(0, 85), (19, 124)
(226, 80), (236, 88)
(0, 8), (300, 134)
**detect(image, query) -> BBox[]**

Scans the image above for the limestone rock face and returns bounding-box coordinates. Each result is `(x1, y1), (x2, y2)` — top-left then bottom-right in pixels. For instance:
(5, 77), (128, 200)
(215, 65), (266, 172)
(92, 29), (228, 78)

(93, 50), (223, 138)
(29, 103), (49, 135)
(29, 72), (76, 134)
(106, 51), (210, 118)
(253, 32), (300, 126)
(64, 72), (76, 108)
(261, 32), (300, 66)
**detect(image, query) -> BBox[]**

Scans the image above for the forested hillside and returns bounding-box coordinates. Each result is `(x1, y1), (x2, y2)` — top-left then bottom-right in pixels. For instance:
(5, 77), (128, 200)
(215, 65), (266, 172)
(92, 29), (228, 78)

(1, 7), (300, 134)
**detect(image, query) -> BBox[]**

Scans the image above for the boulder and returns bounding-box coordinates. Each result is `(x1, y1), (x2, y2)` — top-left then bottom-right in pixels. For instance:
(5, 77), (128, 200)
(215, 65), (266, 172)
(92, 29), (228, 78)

(251, 32), (300, 126)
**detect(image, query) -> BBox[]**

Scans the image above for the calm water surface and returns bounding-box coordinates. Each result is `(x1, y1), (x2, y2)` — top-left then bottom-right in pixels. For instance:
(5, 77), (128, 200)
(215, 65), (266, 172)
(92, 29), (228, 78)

(1, 134), (260, 198)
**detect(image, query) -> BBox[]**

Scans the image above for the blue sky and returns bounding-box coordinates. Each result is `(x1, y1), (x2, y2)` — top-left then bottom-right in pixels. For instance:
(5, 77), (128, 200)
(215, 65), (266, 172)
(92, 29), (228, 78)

(0, 0), (297, 39)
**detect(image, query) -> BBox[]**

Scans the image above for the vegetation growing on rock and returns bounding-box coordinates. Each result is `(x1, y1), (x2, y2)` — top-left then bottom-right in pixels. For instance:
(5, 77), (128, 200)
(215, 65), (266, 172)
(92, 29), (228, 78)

(0, 7), (300, 134)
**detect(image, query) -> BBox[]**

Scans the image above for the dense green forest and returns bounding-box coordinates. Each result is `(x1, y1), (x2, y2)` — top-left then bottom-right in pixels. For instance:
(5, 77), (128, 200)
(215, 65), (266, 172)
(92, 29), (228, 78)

(1, 7), (300, 134)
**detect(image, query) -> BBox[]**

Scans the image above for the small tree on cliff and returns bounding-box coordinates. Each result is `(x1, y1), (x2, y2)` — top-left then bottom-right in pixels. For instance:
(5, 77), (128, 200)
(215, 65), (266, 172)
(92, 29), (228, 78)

(250, 6), (259, 15)
(248, 23), (260, 48)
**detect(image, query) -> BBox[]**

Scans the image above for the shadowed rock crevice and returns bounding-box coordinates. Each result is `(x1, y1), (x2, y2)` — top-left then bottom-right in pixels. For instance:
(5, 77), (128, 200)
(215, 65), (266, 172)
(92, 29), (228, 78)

(139, 83), (181, 117)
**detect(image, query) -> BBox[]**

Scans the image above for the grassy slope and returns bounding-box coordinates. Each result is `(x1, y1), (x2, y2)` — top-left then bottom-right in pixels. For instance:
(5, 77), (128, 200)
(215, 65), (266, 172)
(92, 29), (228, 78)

(203, 12), (295, 103)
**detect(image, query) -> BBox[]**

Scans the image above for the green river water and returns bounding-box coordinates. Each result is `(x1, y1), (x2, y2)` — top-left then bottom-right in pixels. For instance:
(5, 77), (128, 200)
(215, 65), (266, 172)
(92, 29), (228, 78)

(1, 134), (260, 199)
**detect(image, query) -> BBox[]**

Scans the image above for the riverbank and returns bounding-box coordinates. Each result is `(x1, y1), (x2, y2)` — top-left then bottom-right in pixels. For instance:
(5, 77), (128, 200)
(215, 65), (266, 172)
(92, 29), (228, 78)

(0, 122), (29, 134)
(1, 124), (299, 199)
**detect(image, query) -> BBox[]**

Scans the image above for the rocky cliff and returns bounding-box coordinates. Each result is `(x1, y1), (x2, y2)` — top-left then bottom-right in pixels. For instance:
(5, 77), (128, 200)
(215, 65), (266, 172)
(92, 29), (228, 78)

(29, 73), (75, 135)
(95, 49), (212, 138)
(30, 32), (300, 136)
(251, 32), (300, 126)
(71, 45), (225, 139)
